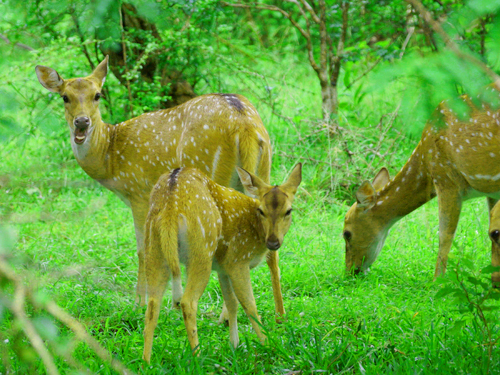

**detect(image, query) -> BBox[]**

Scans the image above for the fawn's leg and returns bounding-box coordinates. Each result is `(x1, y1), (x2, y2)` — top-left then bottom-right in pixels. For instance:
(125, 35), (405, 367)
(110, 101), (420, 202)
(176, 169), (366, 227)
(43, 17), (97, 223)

(142, 229), (170, 363)
(218, 272), (239, 347)
(227, 266), (266, 344)
(266, 251), (285, 321)
(181, 259), (212, 353)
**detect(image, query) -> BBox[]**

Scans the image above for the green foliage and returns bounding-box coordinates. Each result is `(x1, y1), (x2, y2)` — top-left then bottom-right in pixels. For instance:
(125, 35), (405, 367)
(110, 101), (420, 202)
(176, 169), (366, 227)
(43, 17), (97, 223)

(2, 0), (500, 373)
(435, 258), (500, 373)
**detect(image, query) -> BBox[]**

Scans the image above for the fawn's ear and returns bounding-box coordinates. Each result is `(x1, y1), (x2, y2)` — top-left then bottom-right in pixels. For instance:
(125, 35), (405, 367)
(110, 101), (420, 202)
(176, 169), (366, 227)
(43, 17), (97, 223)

(356, 181), (377, 210)
(89, 56), (109, 88)
(237, 167), (268, 198)
(281, 163), (302, 196)
(372, 167), (390, 190)
(35, 65), (64, 93)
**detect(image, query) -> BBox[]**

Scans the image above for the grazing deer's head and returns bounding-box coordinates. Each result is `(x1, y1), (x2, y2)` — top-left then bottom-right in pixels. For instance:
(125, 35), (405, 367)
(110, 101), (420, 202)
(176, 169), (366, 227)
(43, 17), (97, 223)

(35, 57), (109, 146)
(237, 163), (302, 250)
(343, 168), (391, 275)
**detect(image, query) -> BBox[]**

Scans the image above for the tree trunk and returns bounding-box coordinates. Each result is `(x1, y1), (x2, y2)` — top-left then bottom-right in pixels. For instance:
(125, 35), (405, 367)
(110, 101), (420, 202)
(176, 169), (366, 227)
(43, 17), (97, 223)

(321, 82), (336, 123)
(100, 3), (196, 109)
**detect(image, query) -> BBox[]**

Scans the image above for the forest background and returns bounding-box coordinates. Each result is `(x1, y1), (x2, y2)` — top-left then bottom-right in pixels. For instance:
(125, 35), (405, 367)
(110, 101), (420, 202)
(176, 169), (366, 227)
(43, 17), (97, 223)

(1, 0), (500, 373)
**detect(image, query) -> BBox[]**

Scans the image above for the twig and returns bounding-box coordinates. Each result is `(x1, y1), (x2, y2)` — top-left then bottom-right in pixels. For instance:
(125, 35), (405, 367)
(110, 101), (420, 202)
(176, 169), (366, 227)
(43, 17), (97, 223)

(0, 262), (60, 375)
(119, 5), (134, 118)
(70, 8), (95, 70)
(0, 258), (135, 375)
(0, 33), (34, 51)
(406, 0), (500, 89)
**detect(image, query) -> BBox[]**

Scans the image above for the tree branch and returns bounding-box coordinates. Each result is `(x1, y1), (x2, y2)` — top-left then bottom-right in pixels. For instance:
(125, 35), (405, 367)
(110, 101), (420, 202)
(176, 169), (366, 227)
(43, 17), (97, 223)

(0, 34), (34, 51)
(406, 0), (500, 89)
(329, 1), (349, 87)
(222, 2), (322, 77)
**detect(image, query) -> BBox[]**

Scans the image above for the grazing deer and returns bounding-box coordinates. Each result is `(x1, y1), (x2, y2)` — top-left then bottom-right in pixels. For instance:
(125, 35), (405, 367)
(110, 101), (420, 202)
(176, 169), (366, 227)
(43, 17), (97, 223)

(343, 92), (500, 279)
(35, 57), (287, 320)
(488, 201), (500, 286)
(142, 164), (302, 363)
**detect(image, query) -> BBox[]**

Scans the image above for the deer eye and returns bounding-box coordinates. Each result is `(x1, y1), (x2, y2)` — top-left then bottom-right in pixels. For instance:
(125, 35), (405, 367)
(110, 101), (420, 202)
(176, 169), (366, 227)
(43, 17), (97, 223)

(257, 208), (265, 216)
(343, 230), (352, 241)
(62, 95), (69, 103)
(285, 209), (292, 216)
(94, 93), (102, 101)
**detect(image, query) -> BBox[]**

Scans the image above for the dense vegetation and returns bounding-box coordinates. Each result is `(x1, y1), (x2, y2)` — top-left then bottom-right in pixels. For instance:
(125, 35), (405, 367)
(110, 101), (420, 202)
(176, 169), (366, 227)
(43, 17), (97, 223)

(1, 0), (500, 373)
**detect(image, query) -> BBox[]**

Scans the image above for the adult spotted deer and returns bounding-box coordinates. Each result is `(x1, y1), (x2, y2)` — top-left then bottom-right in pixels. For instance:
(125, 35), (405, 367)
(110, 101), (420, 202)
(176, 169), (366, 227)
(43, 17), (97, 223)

(142, 164), (302, 362)
(35, 57), (287, 319)
(343, 92), (500, 279)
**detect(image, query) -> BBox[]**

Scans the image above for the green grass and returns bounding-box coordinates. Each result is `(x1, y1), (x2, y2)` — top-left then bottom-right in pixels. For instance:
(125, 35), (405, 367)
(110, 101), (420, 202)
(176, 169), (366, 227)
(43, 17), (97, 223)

(1, 43), (499, 374)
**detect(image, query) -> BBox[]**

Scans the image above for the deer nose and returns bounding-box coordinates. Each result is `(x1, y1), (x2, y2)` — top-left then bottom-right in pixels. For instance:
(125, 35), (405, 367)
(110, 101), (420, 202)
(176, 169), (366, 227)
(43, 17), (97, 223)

(74, 116), (90, 130)
(266, 238), (280, 250)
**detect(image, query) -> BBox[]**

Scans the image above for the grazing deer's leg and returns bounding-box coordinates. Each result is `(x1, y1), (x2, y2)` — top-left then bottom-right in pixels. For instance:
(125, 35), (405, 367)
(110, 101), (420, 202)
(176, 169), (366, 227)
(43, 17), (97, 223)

(217, 273), (239, 348)
(181, 256), (212, 353)
(228, 266), (266, 344)
(266, 251), (285, 321)
(132, 210), (147, 307)
(434, 186), (462, 278)
(142, 228), (170, 364)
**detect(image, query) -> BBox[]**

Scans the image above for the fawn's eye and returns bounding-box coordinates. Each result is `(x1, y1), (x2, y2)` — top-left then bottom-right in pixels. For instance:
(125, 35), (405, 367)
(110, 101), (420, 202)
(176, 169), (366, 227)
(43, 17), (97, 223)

(285, 209), (292, 216)
(343, 230), (352, 241)
(257, 208), (265, 216)
(62, 95), (69, 103)
(94, 92), (102, 101)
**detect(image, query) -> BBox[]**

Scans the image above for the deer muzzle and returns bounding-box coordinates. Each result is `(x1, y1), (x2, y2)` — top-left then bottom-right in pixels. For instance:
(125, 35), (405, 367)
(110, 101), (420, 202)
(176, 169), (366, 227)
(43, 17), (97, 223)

(266, 235), (281, 250)
(73, 116), (90, 144)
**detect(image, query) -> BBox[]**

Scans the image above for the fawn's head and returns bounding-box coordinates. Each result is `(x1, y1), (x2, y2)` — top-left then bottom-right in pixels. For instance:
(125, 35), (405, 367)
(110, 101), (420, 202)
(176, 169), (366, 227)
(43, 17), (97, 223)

(237, 163), (302, 250)
(343, 168), (391, 275)
(35, 57), (109, 146)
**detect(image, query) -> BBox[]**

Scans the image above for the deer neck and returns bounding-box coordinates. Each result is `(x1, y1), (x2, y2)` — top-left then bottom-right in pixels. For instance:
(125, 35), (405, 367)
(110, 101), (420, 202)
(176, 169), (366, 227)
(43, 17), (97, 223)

(211, 184), (267, 246)
(70, 117), (114, 181)
(373, 140), (436, 224)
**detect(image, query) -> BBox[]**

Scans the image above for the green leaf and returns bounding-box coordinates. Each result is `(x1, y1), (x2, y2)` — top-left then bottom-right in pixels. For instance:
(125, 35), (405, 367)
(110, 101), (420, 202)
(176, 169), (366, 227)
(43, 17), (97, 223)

(481, 265), (500, 274)
(468, 0), (500, 15)
(450, 319), (466, 334)
(435, 287), (460, 298)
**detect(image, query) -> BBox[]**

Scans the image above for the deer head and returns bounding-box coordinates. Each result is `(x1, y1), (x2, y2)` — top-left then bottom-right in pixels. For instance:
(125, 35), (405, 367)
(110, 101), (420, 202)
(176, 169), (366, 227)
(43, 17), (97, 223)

(35, 57), (109, 146)
(343, 168), (391, 274)
(237, 163), (302, 250)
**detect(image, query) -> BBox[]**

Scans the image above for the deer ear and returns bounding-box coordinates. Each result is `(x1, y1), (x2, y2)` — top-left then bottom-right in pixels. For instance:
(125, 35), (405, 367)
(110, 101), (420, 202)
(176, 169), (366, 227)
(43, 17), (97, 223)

(356, 181), (377, 209)
(281, 163), (302, 196)
(372, 167), (390, 190)
(90, 56), (109, 88)
(35, 65), (64, 93)
(237, 167), (266, 198)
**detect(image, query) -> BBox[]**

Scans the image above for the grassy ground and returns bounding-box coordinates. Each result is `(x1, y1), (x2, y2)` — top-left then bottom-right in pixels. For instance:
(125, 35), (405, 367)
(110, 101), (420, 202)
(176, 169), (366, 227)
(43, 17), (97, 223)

(1, 47), (500, 374)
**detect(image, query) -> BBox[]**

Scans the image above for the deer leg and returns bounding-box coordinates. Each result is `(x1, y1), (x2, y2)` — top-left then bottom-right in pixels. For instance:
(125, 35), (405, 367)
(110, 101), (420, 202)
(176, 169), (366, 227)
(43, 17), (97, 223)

(181, 260), (212, 354)
(142, 231), (170, 364)
(228, 266), (266, 344)
(134, 224), (147, 307)
(266, 251), (285, 322)
(487, 198), (500, 287)
(218, 273), (239, 348)
(434, 187), (462, 278)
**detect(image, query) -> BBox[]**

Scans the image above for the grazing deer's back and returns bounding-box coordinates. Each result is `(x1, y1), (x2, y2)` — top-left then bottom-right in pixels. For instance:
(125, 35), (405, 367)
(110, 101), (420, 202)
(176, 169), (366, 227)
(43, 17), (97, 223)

(422, 94), (500, 196)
